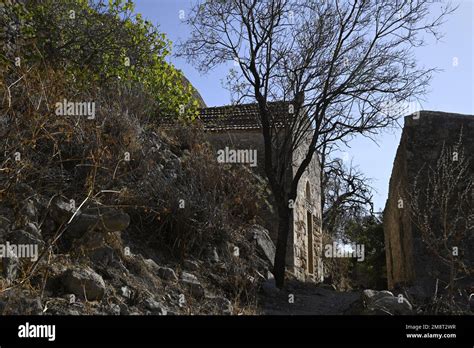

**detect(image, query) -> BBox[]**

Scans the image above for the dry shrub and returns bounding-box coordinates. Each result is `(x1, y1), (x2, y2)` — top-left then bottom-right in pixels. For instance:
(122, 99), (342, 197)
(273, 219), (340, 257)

(1, 62), (265, 260)
(126, 120), (266, 259)
(1, 63), (266, 319)
(1, 65), (150, 200)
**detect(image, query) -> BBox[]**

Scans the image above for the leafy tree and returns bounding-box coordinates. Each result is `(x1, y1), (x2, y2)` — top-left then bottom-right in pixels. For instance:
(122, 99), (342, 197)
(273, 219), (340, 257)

(344, 215), (386, 289)
(4, 0), (199, 118)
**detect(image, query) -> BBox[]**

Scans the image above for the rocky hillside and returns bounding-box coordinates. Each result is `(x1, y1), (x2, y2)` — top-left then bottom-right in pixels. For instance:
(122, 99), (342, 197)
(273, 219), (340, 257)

(0, 122), (279, 315)
(0, 0), (278, 315)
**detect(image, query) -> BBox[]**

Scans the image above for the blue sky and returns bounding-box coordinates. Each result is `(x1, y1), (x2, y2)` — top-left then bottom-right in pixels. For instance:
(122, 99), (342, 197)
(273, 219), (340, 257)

(133, 0), (474, 211)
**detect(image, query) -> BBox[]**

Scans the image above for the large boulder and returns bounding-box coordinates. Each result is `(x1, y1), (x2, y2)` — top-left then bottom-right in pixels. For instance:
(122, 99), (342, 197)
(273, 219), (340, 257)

(88, 246), (115, 265)
(68, 210), (130, 237)
(1, 230), (43, 283)
(143, 298), (168, 315)
(156, 266), (178, 281)
(143, 258), (160, 273)
(24, 222), (42, 240)
(50, 196), (75, 225)
(362, 289), (413, 315)
(249, 225), (276, 266)
(50, 197), (130, 243)
(180, 272), (205, 298)
(60, 266), (106, 301)
(1, 249), (19, 283)
(95, 209), (131, 232)
(183, 259), (200, 272)
(205, 294), (233, 315)
(5, 229), (44, 247)
(0, 290), (43, 315)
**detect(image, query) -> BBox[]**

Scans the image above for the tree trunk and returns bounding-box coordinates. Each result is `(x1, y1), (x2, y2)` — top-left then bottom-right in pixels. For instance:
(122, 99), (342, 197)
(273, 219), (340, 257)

(273, 207), (291, 288)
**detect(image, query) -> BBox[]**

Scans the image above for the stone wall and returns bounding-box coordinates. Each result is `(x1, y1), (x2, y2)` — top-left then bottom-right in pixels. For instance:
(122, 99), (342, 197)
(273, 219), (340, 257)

(384, 111), (474, 293)
(291, 133), (323, 282)
(204, 129), (323, 281)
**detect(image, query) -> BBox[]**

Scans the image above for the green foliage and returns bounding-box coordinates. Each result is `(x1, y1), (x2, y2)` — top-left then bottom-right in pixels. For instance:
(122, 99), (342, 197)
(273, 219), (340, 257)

(345, 216), (386, 289)
(8, 0), (198, 119)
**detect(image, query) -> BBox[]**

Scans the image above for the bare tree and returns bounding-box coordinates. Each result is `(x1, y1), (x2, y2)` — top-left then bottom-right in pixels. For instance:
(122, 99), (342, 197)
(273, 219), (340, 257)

(321, 153), (373, 239)
(408, 135), (472, 295)
(179, 0), (455, 287)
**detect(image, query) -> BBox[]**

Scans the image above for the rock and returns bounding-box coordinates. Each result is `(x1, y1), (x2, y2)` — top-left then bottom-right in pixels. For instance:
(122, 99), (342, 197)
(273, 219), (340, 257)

(18, 297), (43, 315)
(183, 259), (199, 272)
(143, 298), (167, 315)
(143, 258), (160, 272)
(119, 303), (130, 315)
(24, 222), (42, 239)
(6, 229), (44, 247)
(98, 210), (130, 232)
(157, 267), (178, 281)
(108, 303), (121, 315)
(71, 209), (130, 235)
(120, 286), (132, 299)
(372, 296), (413, 315)
(67, 214), (99, 239)
(261, 273), (280, 297)
(88, 246), (115, 265)
(0, 206), (14, 226)
(1, 252), (19, 283)
(206, 295), (233, 315)
(205, 247), (219, 263)
(181, 272), (198, 283)
(362, 289), (413, 315)
(51, 198), (130, 237)
(61, 266), (106, 301)
(50, 196), (75, 225)
(250, 225), (276, 266)
(0, 232), (40, 284)
(0, 291), (42, 315)
(21, 199), (38, 222)
(180, 272), (205, 298)
(362, 289), (393, 303)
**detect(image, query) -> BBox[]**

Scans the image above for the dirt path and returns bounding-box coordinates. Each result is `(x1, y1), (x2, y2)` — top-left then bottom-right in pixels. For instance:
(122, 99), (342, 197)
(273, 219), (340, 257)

(259, 279), (361, 315)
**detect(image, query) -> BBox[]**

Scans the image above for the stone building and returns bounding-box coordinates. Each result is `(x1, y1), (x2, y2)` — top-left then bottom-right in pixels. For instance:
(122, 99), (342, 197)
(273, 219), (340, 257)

(199, 102), (324, 282)
(384, 111), (474, 294)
